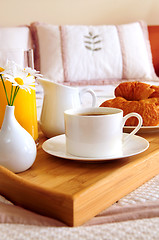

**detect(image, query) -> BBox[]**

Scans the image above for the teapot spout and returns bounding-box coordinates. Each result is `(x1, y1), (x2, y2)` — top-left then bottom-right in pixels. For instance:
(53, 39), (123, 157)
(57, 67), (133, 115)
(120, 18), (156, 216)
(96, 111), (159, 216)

(37, 78), (74, 92)
(37, 78), (63, 87)
(37, 78), (49, 87)
(37, 78), (56, 91)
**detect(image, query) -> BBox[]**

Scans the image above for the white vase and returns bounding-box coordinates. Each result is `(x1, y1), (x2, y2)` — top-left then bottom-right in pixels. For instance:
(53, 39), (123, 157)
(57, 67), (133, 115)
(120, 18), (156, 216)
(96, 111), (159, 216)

(0, 105), (37, 173)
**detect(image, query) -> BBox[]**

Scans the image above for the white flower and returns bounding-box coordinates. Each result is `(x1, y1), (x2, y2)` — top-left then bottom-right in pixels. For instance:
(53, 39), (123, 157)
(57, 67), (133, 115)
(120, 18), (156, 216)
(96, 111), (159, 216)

(0, 61), (15, 76)
(0, 60), (43, 106)
(24, 67), (42, 78)
(1, 60), (38, 93)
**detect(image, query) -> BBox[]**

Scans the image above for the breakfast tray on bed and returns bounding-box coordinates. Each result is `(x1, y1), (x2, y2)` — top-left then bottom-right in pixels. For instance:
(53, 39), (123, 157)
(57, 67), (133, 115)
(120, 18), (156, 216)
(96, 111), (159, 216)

(0, 130), (159, 226)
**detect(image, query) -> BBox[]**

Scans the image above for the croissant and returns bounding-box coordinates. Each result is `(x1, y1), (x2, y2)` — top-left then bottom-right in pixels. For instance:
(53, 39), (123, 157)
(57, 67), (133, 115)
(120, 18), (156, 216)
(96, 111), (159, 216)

(100, 97), (159, 126)
(149, 85), (159, 98)
(115, 81), (156, 100)
(100, 81), (159, 126)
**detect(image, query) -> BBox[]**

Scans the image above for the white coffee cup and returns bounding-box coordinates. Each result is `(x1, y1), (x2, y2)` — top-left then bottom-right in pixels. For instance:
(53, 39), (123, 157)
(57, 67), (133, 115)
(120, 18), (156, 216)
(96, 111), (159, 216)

(64, 107), (143, 158)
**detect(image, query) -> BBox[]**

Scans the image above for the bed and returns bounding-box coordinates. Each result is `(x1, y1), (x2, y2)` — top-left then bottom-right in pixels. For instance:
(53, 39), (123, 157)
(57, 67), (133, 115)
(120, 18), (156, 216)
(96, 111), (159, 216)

(0, 21), (159, 240)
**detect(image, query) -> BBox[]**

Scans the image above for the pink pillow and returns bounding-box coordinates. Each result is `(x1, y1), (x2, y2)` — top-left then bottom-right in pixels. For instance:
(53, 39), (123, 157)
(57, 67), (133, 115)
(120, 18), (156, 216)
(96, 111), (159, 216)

(30, 21), (158, 85)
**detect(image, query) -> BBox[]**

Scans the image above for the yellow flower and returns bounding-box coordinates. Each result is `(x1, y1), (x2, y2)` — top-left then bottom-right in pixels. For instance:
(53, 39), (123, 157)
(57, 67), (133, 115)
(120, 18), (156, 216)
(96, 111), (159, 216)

(0, 60), (41, 106)
(14, 77), (24, 86)
(0, 67), (4, 72)
(1, 61), (37, 92)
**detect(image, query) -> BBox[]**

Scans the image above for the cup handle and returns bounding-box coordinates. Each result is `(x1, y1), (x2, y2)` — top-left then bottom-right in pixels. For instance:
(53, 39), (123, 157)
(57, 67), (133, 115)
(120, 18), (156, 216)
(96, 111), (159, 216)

(79, 88), (97, 107)
(122, 112), (143, 143)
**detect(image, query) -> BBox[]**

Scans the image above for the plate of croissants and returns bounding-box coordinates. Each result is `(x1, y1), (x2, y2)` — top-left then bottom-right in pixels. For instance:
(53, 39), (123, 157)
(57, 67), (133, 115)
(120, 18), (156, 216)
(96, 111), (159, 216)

(100, 81), (159, 133)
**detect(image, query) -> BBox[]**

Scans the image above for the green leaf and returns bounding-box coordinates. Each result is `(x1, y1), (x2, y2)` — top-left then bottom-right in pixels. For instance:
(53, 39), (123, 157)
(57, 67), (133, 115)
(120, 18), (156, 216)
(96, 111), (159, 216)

(84, 32), (102, 51)
(84, 35), (91, 39)
(93, 48), (102, 51)
(93, 35), (99, 39)
(94, 40), (101, 44)
(85, 46), (93, 50)
(84, 41), (92, 44)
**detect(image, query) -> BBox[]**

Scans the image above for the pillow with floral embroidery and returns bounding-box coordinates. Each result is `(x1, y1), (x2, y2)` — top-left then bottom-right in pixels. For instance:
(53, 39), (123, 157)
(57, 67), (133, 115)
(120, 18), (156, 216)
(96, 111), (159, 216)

(30, 21), (158, 85)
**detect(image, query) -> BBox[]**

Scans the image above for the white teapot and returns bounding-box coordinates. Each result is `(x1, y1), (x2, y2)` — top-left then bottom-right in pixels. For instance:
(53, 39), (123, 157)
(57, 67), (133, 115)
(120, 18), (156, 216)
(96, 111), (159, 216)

(38, 79), (97, 138)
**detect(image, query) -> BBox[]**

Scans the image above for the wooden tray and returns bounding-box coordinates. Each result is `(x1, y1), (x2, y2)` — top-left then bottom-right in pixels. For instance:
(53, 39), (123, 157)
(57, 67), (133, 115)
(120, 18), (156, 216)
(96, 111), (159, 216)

(0, 130), (159, 226)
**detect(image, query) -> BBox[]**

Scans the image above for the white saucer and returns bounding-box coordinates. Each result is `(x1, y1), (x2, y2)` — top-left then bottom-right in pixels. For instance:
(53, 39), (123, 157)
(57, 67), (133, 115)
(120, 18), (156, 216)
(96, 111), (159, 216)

(42, 133), (149, 162)
(124, 125), (159, 133)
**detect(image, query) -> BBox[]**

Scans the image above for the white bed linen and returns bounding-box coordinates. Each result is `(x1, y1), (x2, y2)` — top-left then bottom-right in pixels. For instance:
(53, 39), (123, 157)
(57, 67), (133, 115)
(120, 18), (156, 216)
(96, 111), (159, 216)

(0, 173), (159, 239)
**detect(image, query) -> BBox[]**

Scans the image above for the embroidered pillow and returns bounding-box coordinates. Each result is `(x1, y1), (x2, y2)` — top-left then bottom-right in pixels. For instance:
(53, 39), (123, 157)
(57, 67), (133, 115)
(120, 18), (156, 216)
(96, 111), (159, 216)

(30, 21), (158, 85)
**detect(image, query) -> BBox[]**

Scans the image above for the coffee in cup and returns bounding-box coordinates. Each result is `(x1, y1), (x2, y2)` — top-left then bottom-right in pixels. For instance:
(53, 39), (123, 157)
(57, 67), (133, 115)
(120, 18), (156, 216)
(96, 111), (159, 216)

(64, 107), (142, 158)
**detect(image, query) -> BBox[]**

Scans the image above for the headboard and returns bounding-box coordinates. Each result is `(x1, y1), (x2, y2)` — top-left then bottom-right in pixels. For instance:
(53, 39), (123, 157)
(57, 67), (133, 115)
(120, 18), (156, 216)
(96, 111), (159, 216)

(148, 26), (159, 76)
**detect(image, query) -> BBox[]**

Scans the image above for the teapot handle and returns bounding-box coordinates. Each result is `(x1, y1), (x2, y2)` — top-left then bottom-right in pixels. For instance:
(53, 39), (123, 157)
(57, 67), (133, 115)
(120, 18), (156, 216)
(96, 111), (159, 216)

(79, 88), (97, 107)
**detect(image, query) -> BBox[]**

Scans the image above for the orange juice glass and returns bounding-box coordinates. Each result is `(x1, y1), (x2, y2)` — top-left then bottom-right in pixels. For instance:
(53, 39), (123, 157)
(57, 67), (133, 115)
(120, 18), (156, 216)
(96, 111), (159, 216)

(0, 49), (38, 143)
(0, 81), (38, 142)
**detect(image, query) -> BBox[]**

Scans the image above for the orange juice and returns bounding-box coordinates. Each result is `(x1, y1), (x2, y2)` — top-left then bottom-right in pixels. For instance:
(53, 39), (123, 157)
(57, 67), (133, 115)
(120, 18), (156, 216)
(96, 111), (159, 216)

(0, 81), (38, 142)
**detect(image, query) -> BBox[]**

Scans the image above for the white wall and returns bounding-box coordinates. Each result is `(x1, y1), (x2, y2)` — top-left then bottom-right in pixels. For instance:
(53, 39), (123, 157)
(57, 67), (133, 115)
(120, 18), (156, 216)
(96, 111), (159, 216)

(1, 0), (159, 26)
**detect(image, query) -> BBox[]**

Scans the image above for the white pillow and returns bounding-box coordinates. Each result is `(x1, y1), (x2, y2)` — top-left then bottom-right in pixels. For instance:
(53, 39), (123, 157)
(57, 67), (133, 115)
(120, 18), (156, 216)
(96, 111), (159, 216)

(0, 26), (33, 66)
(30, 21), (158, 85)
(0, 26), (32, 49)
